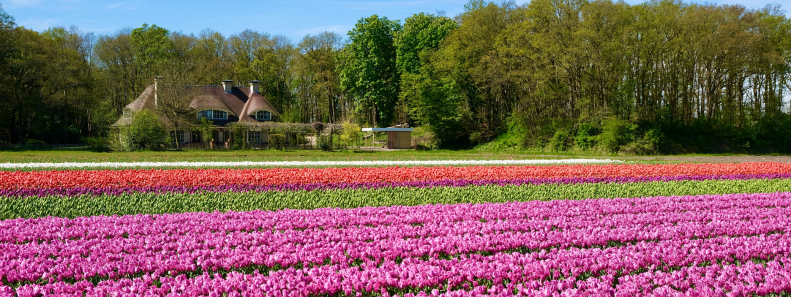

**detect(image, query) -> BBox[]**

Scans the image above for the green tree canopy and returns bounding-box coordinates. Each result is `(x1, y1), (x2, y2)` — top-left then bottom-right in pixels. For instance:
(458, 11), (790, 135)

(395, 13), (457, 75)
(130, 23), (173, 78)
(339, 15), (402, 127)
(0, 3), (14, 28)
(393, 12), (460, 145)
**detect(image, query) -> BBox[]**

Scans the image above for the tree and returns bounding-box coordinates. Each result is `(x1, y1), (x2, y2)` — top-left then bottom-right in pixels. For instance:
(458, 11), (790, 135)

(154, 74), (200, 149)
(298, 32), (344, 123)
(94, 29), (141, 114)
(124, 109), (166, 150)
(4, 28), (63, 144)
(395, 12), (458, 128)
(0, 3), (13, 27)
(196, 117), (213, 145)
(252, 35), (296, 115)
(404, 55), (465, 147)
(192, 29), (232, 84)
(339, 121), (361, 147)
(130, 23), (173, 81)
(41, 26), (99, 143)
(227, 29), (270, 83)
(395, 13), (457, 75)
(0, 4), (14, 142)
(339, 15), (402, 127)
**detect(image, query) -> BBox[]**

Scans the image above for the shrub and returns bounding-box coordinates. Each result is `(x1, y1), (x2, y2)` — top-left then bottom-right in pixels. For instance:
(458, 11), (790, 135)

(196, 117), (214, 144)
(82, 137), (108, 152)
(317, 135), (333, 151)
(339, 121), (361, 148)
(546, 129), (570, 151)
(227, 123), (248, 150)
(411, 126), (435, 150)
(597, 118), (637, 153)
(574, 123), (598, 150)
(124, 110), (167, 151)
(26, 139), (46, 145)
(621, 128), (663, 155)
(269, 134), (285, 150)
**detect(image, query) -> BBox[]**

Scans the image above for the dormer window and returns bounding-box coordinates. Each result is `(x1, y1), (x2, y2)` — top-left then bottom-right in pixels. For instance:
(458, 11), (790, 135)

(255, 110), (272, 121)
(123, 109), (132, 119)
(198, 110), (228, 119)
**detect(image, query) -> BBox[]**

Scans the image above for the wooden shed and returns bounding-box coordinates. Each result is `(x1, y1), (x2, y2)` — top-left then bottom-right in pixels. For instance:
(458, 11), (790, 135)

(361, 128), (414, 149)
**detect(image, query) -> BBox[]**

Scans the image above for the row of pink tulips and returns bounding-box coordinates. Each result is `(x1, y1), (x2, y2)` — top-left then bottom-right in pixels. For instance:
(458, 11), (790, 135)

(3, 201), (789, 285)
(1, 192), (791, 295)
(8, 233), (791, 296)
(1, 190), (785, 244)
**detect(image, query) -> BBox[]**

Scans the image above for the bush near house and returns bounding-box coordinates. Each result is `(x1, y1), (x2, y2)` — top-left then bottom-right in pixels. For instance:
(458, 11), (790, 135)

(269, 134), (285, 150)
(123, 110), (167, 151)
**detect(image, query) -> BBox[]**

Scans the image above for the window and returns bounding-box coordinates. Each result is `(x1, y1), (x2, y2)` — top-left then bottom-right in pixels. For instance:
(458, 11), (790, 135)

(248, 131), (261, 143)
(169, 131), (185, 143)
(255, 110), (272, 121)
(123, 109), (132, 119)
(198, 110), (228, 119)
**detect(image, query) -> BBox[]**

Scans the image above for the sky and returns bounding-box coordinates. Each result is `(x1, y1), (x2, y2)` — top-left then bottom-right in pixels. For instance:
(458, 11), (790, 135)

(2, 0), (789, 42)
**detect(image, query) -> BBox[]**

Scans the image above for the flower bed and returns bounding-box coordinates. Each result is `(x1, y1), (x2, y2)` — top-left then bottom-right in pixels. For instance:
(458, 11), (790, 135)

(3, 162), (790, 190)
(2, 173), (791, 198)
(3, 192), (791, 295)
(3, 161), (791, 295)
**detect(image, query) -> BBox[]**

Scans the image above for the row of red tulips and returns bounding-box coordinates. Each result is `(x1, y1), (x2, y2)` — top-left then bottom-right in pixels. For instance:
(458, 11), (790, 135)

(2, 162), (791, 190)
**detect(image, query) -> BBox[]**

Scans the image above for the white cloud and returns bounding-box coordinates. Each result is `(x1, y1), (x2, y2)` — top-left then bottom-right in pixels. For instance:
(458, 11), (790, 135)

(295, 24), (352, 37)
(8, 0), (42, 6)
(105, 2), (137, 10)
(18, 18), (58, 30)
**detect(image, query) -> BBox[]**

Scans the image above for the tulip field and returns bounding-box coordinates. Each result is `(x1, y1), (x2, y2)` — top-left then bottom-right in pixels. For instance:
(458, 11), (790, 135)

(2, 160), (791, 296)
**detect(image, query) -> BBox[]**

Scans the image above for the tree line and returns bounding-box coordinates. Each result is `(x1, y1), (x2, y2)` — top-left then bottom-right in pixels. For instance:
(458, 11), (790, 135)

(1, 0), (791, 153)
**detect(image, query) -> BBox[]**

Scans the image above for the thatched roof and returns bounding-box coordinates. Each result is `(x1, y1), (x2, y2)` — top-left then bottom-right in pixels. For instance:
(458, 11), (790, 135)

(113, 84), (281, 128)
(126, 85), (157, 112)
(112, 85), (174, 127)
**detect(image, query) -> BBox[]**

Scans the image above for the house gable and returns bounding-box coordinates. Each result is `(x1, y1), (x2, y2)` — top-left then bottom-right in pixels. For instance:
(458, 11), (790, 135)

(239, 92), (281, 123)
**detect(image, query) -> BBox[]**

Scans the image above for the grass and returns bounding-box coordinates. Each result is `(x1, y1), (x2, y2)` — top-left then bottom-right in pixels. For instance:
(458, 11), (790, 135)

(0, 149), (616, 164)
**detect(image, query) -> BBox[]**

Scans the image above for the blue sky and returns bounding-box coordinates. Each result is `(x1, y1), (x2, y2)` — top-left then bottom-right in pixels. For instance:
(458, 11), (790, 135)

(2, 0), (789, 42)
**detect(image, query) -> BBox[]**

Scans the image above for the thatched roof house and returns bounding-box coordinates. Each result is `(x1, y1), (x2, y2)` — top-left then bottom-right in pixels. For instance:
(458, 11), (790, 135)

(113, 79), (281, 146)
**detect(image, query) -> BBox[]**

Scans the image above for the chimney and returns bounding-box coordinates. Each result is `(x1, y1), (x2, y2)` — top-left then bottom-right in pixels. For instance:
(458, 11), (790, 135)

(221, 80), (234, 93)
(249, 80), (261, 94)
(154, 76), (164, 109)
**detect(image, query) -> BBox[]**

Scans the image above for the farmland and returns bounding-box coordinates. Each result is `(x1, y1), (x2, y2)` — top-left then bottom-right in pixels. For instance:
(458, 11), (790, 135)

(1, 158), (791, 295)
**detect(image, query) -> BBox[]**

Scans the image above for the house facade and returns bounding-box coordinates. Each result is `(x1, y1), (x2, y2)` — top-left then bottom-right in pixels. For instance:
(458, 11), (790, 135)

(113, 79), (281, 147)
